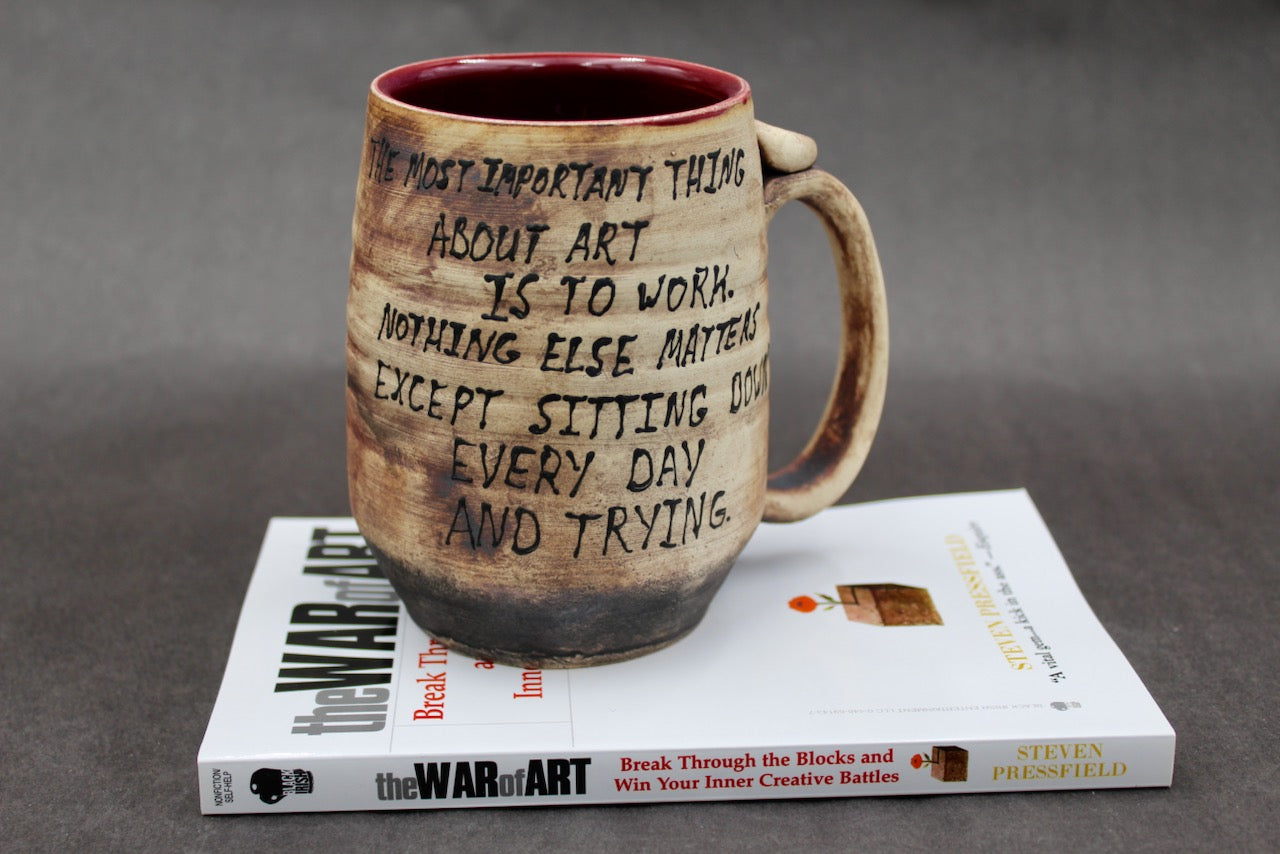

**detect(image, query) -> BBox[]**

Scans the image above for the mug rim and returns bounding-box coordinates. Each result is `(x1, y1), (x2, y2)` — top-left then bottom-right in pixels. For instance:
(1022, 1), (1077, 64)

(371, 52), (752, 127)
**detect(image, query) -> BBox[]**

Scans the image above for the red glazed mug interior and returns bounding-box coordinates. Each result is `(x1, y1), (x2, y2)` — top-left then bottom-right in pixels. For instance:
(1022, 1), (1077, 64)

(373, 53), (751, 124)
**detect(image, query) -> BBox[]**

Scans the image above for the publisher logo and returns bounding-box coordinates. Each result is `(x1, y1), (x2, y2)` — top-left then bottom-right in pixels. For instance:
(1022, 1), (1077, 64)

(250, 767), (314, 804)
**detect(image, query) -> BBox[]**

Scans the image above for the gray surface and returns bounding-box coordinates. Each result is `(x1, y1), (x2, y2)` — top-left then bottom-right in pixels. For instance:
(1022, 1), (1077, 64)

(2, 0), (1276, 850)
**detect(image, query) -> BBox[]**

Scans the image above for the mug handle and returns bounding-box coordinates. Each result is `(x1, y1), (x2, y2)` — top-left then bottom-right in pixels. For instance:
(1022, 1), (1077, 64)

(757, 121), (889, 523)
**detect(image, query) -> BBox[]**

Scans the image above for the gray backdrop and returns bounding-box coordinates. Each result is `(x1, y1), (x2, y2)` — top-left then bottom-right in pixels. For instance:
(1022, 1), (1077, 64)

(3, 0), (1276, 849)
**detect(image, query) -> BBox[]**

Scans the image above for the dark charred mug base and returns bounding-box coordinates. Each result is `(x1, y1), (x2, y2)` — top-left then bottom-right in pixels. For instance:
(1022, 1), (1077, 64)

(371, 542), (735, 668)
(424, 620), (703, 669)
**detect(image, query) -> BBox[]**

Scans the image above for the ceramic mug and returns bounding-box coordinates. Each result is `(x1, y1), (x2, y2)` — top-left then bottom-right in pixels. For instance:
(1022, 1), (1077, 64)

(347, 53), (887, 667)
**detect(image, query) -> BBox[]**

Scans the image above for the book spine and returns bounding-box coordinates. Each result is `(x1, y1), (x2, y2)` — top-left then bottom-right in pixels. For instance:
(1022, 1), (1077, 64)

(199, 734), (1174, 814)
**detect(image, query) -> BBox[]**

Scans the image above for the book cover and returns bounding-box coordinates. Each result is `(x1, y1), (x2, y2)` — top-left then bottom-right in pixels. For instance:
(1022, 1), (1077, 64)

(197, 489), (1175, 813)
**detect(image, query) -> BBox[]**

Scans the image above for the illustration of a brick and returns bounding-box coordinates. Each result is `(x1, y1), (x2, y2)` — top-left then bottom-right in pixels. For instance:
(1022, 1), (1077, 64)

(836, 584), (943, 626)
(930, 746), (969, 782)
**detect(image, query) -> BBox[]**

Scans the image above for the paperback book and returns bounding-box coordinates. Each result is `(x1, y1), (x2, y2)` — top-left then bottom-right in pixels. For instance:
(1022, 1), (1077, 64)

(197, 489), (1174, 813)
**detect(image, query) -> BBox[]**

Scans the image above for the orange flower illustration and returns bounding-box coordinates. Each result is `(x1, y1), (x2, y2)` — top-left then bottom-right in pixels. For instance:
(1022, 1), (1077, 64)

(789, 593), (841, 612)
(789, 595), (818, 613)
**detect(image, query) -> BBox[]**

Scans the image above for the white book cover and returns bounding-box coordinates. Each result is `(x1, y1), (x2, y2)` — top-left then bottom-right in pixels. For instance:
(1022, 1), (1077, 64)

(197, 489), (1174, 813)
